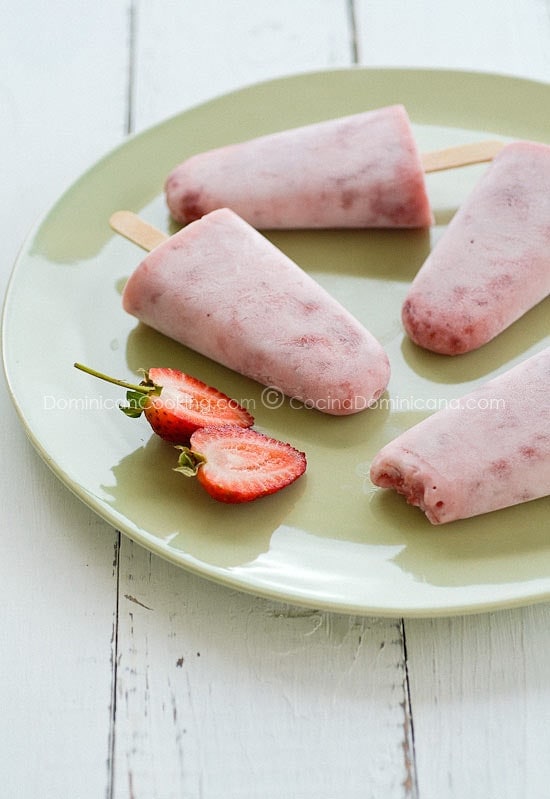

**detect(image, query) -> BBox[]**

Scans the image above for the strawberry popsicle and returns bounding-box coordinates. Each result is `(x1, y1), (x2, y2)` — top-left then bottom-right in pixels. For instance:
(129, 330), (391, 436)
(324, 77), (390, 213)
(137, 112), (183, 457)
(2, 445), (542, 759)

(164, 105), (433, 229)
(402, 141), (550, 355)
(122, 208), (390, 415)
(370, 346), (550, 524)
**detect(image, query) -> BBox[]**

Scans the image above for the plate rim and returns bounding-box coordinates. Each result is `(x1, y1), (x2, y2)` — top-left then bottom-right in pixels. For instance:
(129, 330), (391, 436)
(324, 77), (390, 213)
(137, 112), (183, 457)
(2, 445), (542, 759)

(3, 65), (550, 618)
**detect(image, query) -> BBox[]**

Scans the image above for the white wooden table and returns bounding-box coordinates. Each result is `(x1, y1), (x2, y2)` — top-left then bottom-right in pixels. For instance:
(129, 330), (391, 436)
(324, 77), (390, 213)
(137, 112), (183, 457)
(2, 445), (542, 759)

(2, 2), (550, 797)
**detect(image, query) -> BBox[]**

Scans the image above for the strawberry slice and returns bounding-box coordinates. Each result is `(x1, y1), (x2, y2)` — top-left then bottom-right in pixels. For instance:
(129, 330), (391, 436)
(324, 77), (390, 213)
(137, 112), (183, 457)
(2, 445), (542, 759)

(74, 363), (254, 443)
(142, 367), (254, 443)
(175, 425), (307, 503)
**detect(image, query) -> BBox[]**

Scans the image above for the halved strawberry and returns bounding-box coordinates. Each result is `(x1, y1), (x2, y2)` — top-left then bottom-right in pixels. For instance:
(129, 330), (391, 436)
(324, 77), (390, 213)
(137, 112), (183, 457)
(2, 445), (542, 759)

(175, 425), (307, 503)
(74, 363), (254, 443)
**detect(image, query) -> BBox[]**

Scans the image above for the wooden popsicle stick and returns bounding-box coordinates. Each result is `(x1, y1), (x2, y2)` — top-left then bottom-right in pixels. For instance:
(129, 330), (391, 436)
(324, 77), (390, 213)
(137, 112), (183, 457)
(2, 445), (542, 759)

(109, 210), (167, 251)
(421, 140), (505, 173)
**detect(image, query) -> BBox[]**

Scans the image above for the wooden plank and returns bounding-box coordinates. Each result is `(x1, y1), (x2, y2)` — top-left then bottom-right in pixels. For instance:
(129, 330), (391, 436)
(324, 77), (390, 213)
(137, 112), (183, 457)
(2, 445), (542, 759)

(0, 2), (129, 797)
(0, 419), (120, 798)
(406, 606), (550, 799)
(353, 0), (550, 80)
(131, 0), (354, 131)
(0, 3), (130, 282)
(113, 542), (414, 798)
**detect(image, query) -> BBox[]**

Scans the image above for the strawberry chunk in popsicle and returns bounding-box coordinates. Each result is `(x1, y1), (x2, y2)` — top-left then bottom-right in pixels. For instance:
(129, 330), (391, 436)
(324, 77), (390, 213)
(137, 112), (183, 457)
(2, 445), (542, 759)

(164, 105), (433, 229)
(370, 346), (550, 524)
(122, 208), (390, 415)
(402, 141), (550, 355)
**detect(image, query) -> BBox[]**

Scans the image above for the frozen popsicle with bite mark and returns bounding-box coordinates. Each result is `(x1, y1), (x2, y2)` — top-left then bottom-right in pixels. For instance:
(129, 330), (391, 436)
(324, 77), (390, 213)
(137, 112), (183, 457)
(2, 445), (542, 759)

(402, 141), (550, 355)
(165, 105), (433, 229)
(121, 208), (390, 415)
(370, 346), (550, 524)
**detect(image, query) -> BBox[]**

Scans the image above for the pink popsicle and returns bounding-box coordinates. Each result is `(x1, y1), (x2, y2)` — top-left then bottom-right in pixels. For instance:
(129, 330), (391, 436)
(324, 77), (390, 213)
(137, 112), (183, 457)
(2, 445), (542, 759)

(402, 141), (550, 355)
(370, 347), (550, 524)
(122, 208), (390, 415)
(164, 105), (433, 229)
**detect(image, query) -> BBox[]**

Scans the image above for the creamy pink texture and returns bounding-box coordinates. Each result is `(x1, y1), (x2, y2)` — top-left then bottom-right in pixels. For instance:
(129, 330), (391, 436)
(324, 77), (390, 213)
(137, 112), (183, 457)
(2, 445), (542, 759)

(370, 347), (550, 524)
(164, 105), (432, 229)
(402, 141), (550, 355)
(122, 208), (390, 415)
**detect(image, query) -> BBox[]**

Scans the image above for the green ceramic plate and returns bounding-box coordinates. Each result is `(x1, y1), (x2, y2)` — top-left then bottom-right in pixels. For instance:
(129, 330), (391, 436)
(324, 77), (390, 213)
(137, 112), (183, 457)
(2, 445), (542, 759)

(3, 68), (549, 617)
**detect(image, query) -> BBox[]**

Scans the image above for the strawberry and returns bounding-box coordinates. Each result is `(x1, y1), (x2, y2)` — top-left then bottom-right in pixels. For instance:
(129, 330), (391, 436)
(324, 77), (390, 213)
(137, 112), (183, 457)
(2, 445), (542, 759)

(74, 363), (254, 443)
(175, 425), (307, 503)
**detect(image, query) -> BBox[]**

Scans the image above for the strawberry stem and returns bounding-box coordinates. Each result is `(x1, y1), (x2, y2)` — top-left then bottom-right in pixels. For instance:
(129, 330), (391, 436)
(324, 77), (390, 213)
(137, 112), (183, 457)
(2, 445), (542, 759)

(73, 362), (158, 395)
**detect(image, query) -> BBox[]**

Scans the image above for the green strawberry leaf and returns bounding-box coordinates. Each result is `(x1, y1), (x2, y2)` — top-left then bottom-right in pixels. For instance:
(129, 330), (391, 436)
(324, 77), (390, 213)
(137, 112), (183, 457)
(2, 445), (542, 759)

(173, 446), (207, 477)
(120, 389), (149, 418)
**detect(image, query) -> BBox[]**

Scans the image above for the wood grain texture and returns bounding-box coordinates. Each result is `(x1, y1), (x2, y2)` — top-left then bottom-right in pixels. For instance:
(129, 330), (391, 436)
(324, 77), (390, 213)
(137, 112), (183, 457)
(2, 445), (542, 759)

(113, 541), (413, 799)
(0, 1), (130, 280)
(353, 0), (550, 80)
(130, 0), (355, 131)
(0, 2), (129, 797)
(406, 606), (550, 799)
(0, 407), (119, 799)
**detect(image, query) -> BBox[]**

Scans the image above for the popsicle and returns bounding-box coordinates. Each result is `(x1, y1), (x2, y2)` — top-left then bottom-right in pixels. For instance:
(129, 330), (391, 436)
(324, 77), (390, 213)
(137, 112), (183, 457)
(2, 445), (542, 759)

(370, 346), (550, 524)
(165, 105), (433, 229)
(120, 207), (390, 415)
(402, 141), (550, 355)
